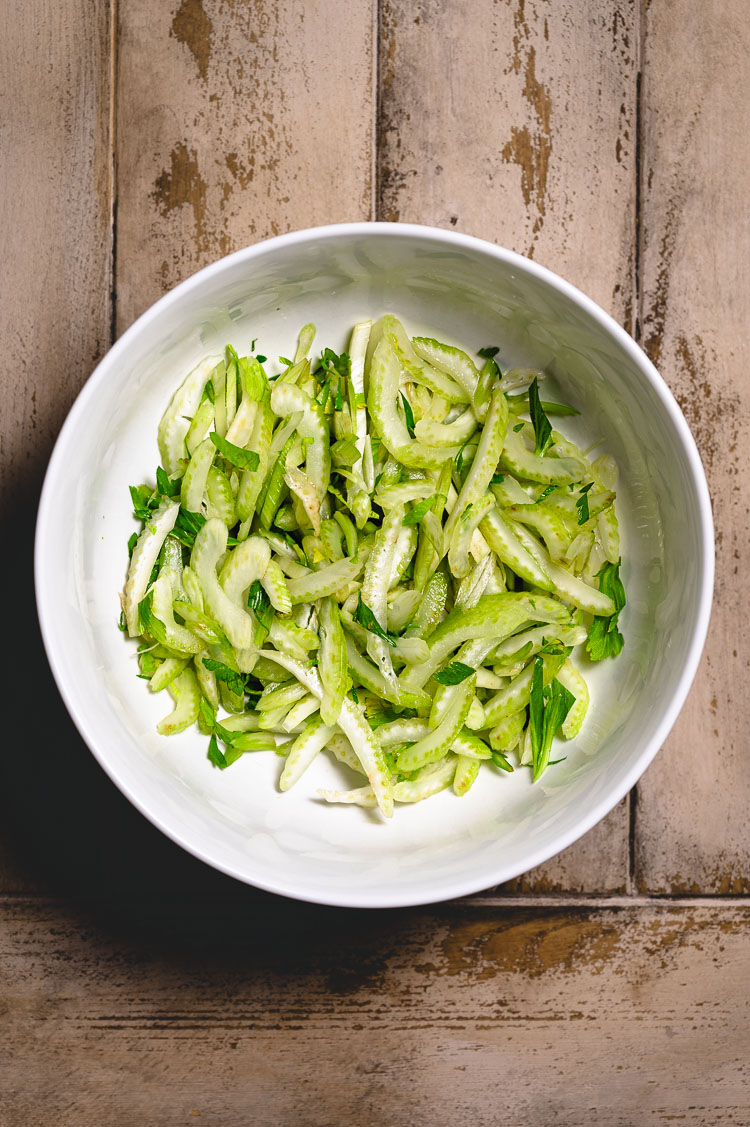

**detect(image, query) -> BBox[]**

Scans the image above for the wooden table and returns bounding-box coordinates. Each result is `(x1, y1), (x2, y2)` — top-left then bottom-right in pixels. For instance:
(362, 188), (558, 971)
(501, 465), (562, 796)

(2, 2), (748, 1122)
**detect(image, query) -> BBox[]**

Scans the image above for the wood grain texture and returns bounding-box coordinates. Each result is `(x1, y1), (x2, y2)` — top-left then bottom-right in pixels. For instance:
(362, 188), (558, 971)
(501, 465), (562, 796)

(3, 897), (749, 1125)
(0, 0), (112, 891)
(378, 0), (637, 893)
(115, 0), (375, 332)
(379, 0), (638, 322)
(634, 0), (750, 893)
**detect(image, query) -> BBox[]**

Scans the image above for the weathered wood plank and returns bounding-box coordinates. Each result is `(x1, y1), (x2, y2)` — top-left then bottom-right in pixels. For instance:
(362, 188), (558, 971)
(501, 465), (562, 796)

(0, 0), (112, 891)
(379, 0), (638, 893)
(3, 898), (749, 1125)
(115, 0), (375, 332)
(635, 0), (750, 892)
(379, 0), (638, 322)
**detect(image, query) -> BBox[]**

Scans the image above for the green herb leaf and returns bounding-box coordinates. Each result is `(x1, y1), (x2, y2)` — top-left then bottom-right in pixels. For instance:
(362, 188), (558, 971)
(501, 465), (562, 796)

(529, 377), (553, 456)
(478, 346), (500, 359)
(209, 432), (260, 471)
(127, 532), (138, 557)
(491, 473), (505, 484)
(117, 609), (128, 632)
(331, 435), (360, 467)
(199, 697), (216, 732)
(129, 483), (156, 521)
(350, 686), (359, 704)
(201, 379), (215, 404)
(513, 422), (525, 433)
(247, 579), (273, 646)
(156, 466), (181, 497)
(575, 482), (594, 525)
(455, 440), (478, 475)
(207, 734), (228, 769)
(528, 656), (575, 780)
(334, 380), (344, 412)
(491, 750), (514, 772)
(278, 355), (292, 366)
(433, 661), (474, 685)
(399, 392), (416, 439)
(170, 508), (206, 549)
(137, 595), (168, 645)
(202, 657), (246, 697)
(585, 560), (626, 661)
(353, 594), (396, 648)
(535, 485), (556, 504)
(403, 494), (442, 526)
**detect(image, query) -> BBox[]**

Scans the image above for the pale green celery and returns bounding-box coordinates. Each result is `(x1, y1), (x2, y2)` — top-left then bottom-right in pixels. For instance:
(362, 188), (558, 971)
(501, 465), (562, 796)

(566, 530), (595, 575)
(148, 656), (188, 693)
(191, 518), (256, 649)
(320, 518), (345, 561)
(279, 713), (335, 791)
(317, 785), (378, 808)
(454, 553), (494, 610)
(391, 636), (429, 665)
(374, 481), (435, 509)
(490, 622), (586, 667)
(156, 667), (201, 735)
(123, 499), (179, 636)
(483, 652), (566, 728)
(205, 465), (235, 527)
(217, 713), (261, 732)
(368, 339), (461, 468)
(225, 352), (237, 431)
(158, 356), (221, 475)
(285, 466), (321, 533)
(397, 676), (475, 772)
(333, 510), (358, 557)
(212, 360), (227, 437)
(451, 730), (493, 760)
(359, 503), (404, 695)
(475, 668), (507, 689)
(270, 383), (330, 501)
(261, 559), (292, 614)
(598, 507), (621, 564)
(294, 322), (316, 364)
(319, 597), (350, 726)
(194, 651), (219, 709)
(150, 571), (203, 655)
(400, 592), (567, 691)
(377, 719), (432, 747)
(386, 588), (421, 633)
(405, 569), (449, 639)
(556, 658), (590, 738)
(491, 474), (533, 506)
(414, 406), (478, 448)
(388, 525), (418, 589)
(453, 755), (480, 796)
(286, 555), (364, 604)
(236, 403), (273, 526)
(510, 521), (616, 616)
(518, 726), (534, 767)
(219, 535), (270, 603)
(500, 427), (585, 485)
(274, 554), (311, 581)
(280, 694), (320, 733)
(268, 618), (318, 660)
(393, 757), (458, 802)
(503, 503), (573, 562)
(346, 320), (373, 528)
(173, 601), (223, 647)
(327, 733), (368, 777)
(489, 710), (526, 752)
(442, 389), (509, 547)
(411, 336), (480, 399)
(479, 506), (553, 590)
(344, 636), (431, 712)
(256, 649), (394, 818)
(185, 398), (215, 455)
(447, 493), (495, 578)
(465, 696), (486, 730)
(382, 315), (468, 403)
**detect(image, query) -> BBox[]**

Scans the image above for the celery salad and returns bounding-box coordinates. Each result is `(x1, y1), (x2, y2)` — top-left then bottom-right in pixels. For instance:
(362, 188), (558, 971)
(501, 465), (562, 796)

(120, 316), (626, 820)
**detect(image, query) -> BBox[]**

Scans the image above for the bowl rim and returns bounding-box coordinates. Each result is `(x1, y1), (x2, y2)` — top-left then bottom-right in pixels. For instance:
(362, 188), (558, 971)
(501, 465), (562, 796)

(35, 220), (715, 908)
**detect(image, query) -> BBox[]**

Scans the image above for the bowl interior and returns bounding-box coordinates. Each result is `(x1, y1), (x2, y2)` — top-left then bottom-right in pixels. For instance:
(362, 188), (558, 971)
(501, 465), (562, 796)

(36, 226), (711, 906)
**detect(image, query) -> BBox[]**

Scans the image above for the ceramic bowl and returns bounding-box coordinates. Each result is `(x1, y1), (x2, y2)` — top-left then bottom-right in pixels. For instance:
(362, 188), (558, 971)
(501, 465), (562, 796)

(35, 223), (713, 907)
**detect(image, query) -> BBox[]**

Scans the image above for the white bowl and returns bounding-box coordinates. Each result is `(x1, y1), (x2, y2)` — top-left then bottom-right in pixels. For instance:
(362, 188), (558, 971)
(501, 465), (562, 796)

(35, 222), (713, 907)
